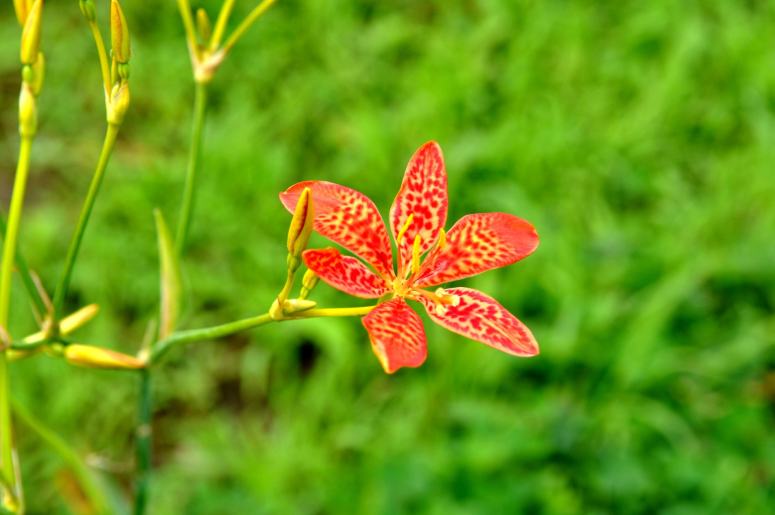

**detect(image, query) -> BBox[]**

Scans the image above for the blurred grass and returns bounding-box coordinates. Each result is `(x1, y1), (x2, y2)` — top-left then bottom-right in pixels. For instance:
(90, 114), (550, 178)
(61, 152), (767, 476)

(1, 0), (775, 513)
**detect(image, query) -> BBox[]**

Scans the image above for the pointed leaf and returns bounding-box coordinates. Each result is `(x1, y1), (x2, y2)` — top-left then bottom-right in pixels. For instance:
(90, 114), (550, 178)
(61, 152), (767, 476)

(155, 210), (181, 340)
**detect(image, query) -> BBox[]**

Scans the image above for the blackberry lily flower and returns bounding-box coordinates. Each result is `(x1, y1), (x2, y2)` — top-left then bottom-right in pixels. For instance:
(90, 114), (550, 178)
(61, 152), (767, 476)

(280, 142), (539, 373)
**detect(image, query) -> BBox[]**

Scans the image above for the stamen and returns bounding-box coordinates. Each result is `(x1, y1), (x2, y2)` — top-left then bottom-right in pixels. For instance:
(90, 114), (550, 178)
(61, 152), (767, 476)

(396, 214), (414, 244)
(411, 234), (422, 276)
(436, 228), (446, 251)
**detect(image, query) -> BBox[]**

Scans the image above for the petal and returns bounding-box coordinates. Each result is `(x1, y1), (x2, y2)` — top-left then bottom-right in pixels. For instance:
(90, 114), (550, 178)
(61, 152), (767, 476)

(416, 287), (538, 357)
(280, 181), (394, 278)
(302, 248), (391, 299)
(362, 298), (427, 373)
(389, 141), (448, 273)
(415, 213), (538, 287)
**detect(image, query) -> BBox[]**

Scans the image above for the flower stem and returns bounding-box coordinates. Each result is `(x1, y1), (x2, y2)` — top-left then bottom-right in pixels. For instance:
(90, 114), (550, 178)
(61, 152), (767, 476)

(132, 369), (152, 515)
(175, 82), (208, 255)
(0, 134), (33, 504)
(11, 398), (109, 514)
(222, 0), (277, 54)
(0, 214), (47, 318)
(52, 124), (120, 316)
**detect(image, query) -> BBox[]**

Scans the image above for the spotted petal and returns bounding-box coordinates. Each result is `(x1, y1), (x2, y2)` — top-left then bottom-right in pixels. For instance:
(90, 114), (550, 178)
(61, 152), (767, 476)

(417, 287), (538, 357)
(362, 298), (427, 373)
(302, 248), (390, 299)
(389, 141), (448, 273)
(415, 213), (538, 287)
(281, 181), (394, 278)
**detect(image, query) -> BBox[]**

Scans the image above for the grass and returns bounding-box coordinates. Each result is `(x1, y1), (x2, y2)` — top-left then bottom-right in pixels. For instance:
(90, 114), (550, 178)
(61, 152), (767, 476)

(1, 0), (774, 513)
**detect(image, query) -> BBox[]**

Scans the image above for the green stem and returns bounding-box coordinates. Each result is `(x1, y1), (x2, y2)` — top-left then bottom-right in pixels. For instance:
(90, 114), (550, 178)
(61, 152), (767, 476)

(222, 0), (277, 53)
(0, 134), (33, 499)
(175, 82), (208, 255)
(0, 215), (47, 319)
(52, 124), (120, 316)
(11, 398), (109, 514)
(133, 370), (151, 515)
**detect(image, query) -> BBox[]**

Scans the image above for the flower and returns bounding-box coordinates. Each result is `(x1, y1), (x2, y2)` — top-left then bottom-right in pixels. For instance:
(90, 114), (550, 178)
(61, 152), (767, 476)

(280, 141), (539, 373)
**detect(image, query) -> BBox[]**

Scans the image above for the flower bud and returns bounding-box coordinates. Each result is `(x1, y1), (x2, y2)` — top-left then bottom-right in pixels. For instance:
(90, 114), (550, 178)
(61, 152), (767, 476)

(18, 84), (37, 137)
(21, 53), (45, 94)
(20, 0), (43, 65)
(196, 8), (212, 43)
(107, 80), (130, 126)
(110, 0), (131, 64)
(283, 298), (317, 314)
(299, 269), (318, 299)
(64, 344), (145, 370)
(79, 0), (96, 22)
(13, 0), (30, 26)
(287, 187), (314, 258)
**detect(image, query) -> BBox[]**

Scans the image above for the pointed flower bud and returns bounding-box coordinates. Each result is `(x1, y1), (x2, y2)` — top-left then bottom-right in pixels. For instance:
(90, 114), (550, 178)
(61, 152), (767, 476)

(20, 0), (43, 65)
(196, 8), (212, 44)
(299, 269), (319, 299)
(22, 53), (45, 94)
(64, 344), (145, 370)
(79, 0), (96, 22)
(13, 0), (30, 26)
(18, 84), (37, 137)
(287, 187), (314, 258)
(106, 80), (130, 126)
(283, 298), (317, 314)
(110, 0), (131, 64)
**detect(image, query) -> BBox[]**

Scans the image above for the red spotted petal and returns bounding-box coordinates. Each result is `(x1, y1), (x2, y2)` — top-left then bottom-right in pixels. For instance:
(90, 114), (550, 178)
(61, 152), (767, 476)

(414, 213), (538, 287)
(416, 287), (538, 356)
(362, 298), (427, 373)
(281, 181), (394, 278)
(302, 248), (391, 299)
(389, 142), (448, 273)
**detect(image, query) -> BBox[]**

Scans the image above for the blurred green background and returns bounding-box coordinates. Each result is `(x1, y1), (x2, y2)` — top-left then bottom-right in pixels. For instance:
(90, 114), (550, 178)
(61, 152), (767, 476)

(2, 0), (775, 513)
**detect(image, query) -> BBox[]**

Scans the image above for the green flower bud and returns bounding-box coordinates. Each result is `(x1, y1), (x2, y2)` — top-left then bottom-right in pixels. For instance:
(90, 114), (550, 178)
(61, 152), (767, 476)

(287, 187), (314, 258)
(18, 84), (37, 137)
(110, 0), (131, 64)
(79, 0), (96, 22)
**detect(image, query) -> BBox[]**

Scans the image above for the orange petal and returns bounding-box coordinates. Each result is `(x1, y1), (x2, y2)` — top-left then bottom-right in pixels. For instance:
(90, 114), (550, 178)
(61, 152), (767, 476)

(389, 141), (448, 274)
(280, 181), (394, 278)
(414, 213), (538, 287)
(362, 298), (427, 373)
(302, 248), (391, 299)
(416, 287), (538, 357)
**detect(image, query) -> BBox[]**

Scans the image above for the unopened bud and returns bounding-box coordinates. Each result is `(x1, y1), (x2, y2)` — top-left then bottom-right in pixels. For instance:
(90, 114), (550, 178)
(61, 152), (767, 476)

(64, 344), (145, 370)
(283, 298), (317, 314)
(287, 187), (314, 258)
(110, 0), (131, 64)
(79, 0), (96, 22)
(196, 8), (212, 43)
(18, 84), (37, 137)
(22, 53), (45, 94)
(299, 269), (319, 299)
(20, 0), (43, 65)
(60, 304), (99, 335)
(107, 80), (130, 125)
(13, 0), (30, 26)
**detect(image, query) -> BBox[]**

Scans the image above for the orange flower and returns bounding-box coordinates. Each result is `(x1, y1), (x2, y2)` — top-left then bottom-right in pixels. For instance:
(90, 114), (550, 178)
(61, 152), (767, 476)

(280, 142), (539, 373)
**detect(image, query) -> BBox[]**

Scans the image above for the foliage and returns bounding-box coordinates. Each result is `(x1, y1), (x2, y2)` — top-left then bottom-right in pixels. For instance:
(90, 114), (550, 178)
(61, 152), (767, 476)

(0, 0), (774, 513)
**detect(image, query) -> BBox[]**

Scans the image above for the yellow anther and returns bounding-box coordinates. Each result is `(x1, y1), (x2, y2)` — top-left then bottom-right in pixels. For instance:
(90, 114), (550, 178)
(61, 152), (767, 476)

(436, 228), (447, 251)
(396, 214), (414, 244)
(411, 234), (422, 275)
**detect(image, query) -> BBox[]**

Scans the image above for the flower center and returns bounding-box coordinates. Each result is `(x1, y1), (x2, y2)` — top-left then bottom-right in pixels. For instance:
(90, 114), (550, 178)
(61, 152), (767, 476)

(411, 287), (460, 315)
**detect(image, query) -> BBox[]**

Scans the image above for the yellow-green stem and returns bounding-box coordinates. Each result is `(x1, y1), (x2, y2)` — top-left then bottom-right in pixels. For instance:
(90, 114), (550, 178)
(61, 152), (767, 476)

(210, 0), (236, 51)
(53, 124), (120, 316)
(222, 0), (276, 53)
(11, 398), (109, 514)
(87, 21), (111, 97)
(0, 135), (33, 501)
(175, 82), (208, 254)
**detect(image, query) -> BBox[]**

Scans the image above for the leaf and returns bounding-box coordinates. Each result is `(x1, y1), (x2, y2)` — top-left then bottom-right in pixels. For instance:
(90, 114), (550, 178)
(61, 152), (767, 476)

(155, 209), (181, 340)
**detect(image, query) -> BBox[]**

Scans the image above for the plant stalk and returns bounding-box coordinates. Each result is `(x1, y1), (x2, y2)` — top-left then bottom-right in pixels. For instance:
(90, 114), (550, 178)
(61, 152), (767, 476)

(175, 82), (208, 255)
(133, 369), (152, 515)
(52, 124), (120, 316)
(0, 134), (33, 503)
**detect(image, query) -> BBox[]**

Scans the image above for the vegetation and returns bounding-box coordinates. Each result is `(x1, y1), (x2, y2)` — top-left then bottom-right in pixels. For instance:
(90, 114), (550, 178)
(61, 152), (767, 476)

(0, 0), (773, 513)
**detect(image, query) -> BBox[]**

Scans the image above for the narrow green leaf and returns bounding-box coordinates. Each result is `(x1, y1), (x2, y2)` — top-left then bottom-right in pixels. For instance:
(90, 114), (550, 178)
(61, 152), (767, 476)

(154, 209), (181, 341)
